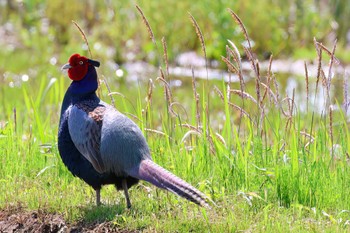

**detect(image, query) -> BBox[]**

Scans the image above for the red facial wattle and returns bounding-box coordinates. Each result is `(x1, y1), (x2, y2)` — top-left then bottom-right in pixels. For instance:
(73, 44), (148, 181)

(67, 54), (89, 81)
(62, 54), (100, 81)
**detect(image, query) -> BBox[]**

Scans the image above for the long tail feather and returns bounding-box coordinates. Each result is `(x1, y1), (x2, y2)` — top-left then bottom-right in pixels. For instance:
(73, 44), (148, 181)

(128, 159), (210, 208)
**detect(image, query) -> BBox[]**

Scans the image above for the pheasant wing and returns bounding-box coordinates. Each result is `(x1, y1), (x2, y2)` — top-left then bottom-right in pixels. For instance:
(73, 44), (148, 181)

(67, 103), (106, 173)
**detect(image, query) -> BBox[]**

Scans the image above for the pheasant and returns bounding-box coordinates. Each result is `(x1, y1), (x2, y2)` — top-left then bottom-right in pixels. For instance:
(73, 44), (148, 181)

(58, 53), (209, 208)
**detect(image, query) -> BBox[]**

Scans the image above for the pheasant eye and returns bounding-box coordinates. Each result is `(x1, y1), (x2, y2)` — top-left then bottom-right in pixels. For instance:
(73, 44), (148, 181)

(79, 61), (84, 65)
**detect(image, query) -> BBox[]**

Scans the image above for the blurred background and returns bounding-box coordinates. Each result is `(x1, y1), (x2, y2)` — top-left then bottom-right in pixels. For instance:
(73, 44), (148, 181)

(0, 0), (349, 65)
(0, 0), (349, 126)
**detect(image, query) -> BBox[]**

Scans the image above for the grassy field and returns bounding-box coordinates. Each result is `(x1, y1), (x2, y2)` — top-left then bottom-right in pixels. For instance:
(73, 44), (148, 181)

(1, 6), (350, 233)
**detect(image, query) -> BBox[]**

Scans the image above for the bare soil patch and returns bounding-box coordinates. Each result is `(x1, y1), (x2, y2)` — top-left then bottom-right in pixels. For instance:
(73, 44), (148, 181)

(0, 206), (133, 233)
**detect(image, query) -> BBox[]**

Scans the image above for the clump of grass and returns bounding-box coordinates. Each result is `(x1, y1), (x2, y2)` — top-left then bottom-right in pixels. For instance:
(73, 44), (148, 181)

(189, 12), (212, 150)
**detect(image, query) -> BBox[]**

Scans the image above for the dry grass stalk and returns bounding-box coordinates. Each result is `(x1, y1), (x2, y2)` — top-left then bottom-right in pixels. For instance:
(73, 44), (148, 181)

(188, 13), (207, 67)
(304, 61), (309, 112)
(315, 41), (340, 65)
(262, 54), (273, 104)
(215, 132), (227, 147)
(283, 98), (292, 133)
(255, 62), (261, 108)
(72, 20), (101, 97)
(108, 92), (125, 97)
(272, 74), (280, 104)
(281, 97), (293, 117)
(291, 88), (295, 117)
(170, 102), (189, 120)
(145, 79), (154, 114)
(321, 69), (328, 88)
(124, 112), (142, 123)
(226, 43), (239, 65)
(102, 76), (115, 107)
(227, 40), (242, 64)
(314, 38), (323, 99)
(147, 79), (153, 103)
(329, 105), (334, 152)
(136, 5), (156, 44)
(300, 131), (315, 140)
(214, 86), (252, 121)
(221, 56), (239, 73)
(227, 9), (252, 50)
(227, 101), (253, 123)
(243, 47), (258, 76)
(300, 130), (315, 149)
(327, 40), (337, 90)
(320, 69), (331, 108)
(181, 123), (202, 132)
(230, 89), (258, 105)
(192, 67), (201, 128)
(213, 86), (224, 101)
(181, 130), (202, 144)
(243, 47), (254, 61)
(227, 10), (259, 79)
(13, 107), (16, 133)
(161, 37), (169, 78)
(227, 40), (245, 91)
(189, 12), (210, 134)
(205, 103), (216, 154)
(72, 20), (93, 58)
(158, 68), (173, 104)
(145, 128), (169, 137)
(108, 92), (139, 115)
(267, 54), (273, 78)
(225, 46), (232, 100)
(260, 83), (278, 105)
(344, 71), (349, 113)
(285, 89), (296, 133)
(157, 73), (178, 118)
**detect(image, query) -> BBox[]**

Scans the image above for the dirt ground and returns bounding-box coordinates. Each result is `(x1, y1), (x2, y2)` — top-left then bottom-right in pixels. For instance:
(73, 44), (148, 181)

(0, 206), (134, 233)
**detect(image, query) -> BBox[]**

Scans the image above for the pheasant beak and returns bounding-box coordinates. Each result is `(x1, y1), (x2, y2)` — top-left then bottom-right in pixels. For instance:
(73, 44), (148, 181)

(61, 63), (72, 70)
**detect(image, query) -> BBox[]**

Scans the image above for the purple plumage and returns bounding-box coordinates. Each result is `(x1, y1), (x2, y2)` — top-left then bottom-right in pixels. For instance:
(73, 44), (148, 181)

(58, 54), (209, 208)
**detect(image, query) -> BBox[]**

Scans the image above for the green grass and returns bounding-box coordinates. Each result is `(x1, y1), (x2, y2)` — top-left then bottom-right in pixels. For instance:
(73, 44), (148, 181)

(1, 52), (350, 232)
(1, 7), (350, 233)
